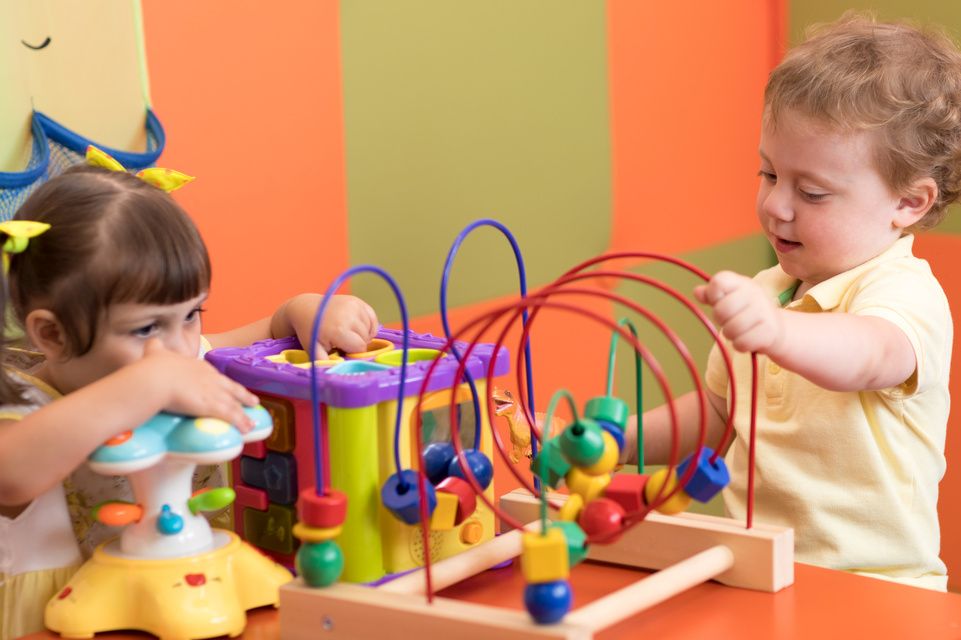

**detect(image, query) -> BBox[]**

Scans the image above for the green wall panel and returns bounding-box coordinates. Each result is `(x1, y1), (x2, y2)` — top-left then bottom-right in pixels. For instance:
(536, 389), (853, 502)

(339, 1), (611, 320)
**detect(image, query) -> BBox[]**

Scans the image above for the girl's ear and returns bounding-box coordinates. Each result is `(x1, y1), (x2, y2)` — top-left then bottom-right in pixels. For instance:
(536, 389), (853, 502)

(894, 177), (938, 229)
(24, 309), (68, 360)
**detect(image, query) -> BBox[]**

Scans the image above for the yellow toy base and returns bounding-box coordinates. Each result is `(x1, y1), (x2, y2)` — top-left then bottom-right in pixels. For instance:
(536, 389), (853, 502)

(45, 530), (292, 640)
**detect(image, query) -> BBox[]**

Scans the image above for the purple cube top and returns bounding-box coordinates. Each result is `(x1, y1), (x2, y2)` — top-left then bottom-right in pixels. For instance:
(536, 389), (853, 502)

(204, 327), (510, 409)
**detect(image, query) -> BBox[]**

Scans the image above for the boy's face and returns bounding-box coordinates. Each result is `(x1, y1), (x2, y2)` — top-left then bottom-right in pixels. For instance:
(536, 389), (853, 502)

(52, 294), (207, 394)
(756, 111), (906, 289)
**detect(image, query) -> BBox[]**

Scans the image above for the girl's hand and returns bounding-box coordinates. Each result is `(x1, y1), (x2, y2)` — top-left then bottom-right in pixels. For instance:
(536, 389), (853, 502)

(694, 270), (786, 355)
(281, 293), (379, 359)
(140, 340), (260, 431)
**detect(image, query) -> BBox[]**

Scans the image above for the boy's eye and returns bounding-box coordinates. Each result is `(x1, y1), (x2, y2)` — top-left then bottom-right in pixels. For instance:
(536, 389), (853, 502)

(132, 323), (159, 338)
(758, 170), (776, 183)
(800, 189), (828, 202)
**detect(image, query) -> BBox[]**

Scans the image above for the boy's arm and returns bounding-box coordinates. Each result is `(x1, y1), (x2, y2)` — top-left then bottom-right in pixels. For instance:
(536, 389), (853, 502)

(621, 388), (729, 466)
(205, 293), (378, 357)
(697, 271), (916, 392)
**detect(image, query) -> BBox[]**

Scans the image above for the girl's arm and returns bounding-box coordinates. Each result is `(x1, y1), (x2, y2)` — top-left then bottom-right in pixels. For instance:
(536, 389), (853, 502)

(621, 388), (729, 466)
(206, 293), (378, 357)
(0, 348), (257, 507)
(695, 271), (915, 391)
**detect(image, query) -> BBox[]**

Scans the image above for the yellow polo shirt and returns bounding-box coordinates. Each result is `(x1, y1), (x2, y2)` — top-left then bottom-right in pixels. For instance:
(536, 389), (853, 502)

(706, 235), (951, 590)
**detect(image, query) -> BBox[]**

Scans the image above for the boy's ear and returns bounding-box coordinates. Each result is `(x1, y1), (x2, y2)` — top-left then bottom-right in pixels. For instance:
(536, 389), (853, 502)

(24, 309), (68, 360)
(894, 177), (938, 229)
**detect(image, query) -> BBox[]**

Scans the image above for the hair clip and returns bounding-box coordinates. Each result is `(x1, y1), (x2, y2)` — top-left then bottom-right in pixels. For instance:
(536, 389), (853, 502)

(85, 145), (194, 193)
(0, 220), (51, 273)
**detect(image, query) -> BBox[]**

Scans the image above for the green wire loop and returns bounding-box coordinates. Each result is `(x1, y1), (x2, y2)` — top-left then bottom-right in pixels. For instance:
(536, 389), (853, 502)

(538, 389), (580, 533)
(604, 317), (644, 473)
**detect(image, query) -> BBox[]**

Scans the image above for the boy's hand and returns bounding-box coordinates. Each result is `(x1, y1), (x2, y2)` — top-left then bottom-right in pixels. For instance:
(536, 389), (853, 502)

(282, 293), (379, 359)
(141, 340), (260, 431)
(694, 271), (785, 355)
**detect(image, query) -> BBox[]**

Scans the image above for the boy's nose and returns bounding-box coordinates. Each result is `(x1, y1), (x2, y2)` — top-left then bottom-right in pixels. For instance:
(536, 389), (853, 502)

(761, 186), (794, 222)
(162, 333), (195, 357)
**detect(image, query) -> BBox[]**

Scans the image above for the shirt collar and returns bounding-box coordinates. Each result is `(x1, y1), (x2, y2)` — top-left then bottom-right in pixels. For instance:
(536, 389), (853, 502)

(773, 235), (915, 312)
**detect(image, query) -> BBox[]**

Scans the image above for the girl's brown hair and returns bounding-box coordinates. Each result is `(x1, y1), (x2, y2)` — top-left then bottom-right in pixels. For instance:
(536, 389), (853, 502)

(0, 165), (211, 403)
(765, 12), (961, 228)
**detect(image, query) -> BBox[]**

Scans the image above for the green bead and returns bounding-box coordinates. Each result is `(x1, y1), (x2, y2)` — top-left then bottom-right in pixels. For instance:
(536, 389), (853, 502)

(296, 540), (344, 587)
(530, 438), (572, 489)
(187, 487), (236, 515)
(584, 396), (629, 430)
(550, 521), (589, 565)
(559, 419), (605, 467)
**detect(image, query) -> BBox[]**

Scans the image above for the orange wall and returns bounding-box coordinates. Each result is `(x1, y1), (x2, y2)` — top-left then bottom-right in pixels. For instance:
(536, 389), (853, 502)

(141, 2), (350, 333)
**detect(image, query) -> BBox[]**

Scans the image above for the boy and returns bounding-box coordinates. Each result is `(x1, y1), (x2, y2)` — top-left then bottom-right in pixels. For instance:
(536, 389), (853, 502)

(624, 13), (961, 590)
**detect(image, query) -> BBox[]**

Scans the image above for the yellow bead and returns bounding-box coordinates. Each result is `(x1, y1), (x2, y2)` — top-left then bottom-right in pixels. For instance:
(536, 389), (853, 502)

(557, 493), (584, 522)
(644, 468), (693, 515)
(292, 522), (343, 543)
(580, 431), (619, 476)
(430, 491), (459, 531)
(565, 467), (611, 502)
(521, 528), (569, 583)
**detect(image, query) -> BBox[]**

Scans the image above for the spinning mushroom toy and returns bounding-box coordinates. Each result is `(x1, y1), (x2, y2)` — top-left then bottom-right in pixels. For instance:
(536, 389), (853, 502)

(45, 406), (292, 639)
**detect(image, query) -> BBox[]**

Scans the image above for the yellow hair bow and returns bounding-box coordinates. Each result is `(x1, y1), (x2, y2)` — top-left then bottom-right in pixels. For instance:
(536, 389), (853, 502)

(85, 145), (194, 193)
(0, 220), (51, 273)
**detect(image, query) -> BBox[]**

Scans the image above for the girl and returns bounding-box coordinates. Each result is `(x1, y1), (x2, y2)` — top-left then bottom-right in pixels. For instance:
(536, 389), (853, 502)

(0, 162), (378, 637)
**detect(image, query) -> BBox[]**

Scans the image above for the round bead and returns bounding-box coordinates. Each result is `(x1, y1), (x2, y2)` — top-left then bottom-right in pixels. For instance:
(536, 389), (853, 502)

(296, 540), (344, 587)
(644, 468), (693, 515)
(564, 466), (611, 503)
(524, 580), (572, 624)
(580, 431), (619, 476)
(577, 498), (626, 544)
(677, 446), (730, 502)
(298, 487), (348, 528)
(381, 470), (437, 524)
(550, 521), (589, 565)
(558, 419), (606, 467)
(557, 493), (584, 522)
(584, 396), (629, 430)
(422, 442), (456, 485)
(447, 449), (493, 490)
(436, 476), (477, 525)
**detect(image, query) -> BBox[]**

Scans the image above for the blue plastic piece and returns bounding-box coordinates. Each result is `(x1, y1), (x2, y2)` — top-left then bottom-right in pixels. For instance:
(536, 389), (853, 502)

(524, 579), (572, 624)
(423, 442), (456, 485)
(156, 504), (184, 535)
(381, 469), (437, 524)
(447, 448), (493, 490)
(677, 446), (730, 502)
(596, 419), (625, 452)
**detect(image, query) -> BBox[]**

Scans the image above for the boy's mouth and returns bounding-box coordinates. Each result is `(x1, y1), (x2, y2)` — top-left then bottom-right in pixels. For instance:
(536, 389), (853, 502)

(774, 236), (802, 252)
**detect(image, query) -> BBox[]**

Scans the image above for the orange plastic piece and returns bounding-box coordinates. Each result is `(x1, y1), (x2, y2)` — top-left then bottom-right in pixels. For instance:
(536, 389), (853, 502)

(94, 501), (143, 526)
(104, 431), (133, 446)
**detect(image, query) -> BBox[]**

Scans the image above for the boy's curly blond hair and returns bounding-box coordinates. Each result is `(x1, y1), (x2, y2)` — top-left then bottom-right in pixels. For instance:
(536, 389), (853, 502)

(765, 12), (961, 229)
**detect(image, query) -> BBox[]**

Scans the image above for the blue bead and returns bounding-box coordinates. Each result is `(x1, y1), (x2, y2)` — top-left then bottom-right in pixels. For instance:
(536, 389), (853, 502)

(677, 446), (730, 502)
(524, 580), (572, 624)
(156, 504), (184, 535)
(423, 442), (456, 485)
(447, 449), (493, 490)
(381, 470), (437, 524)
(596, 419), (625, 452)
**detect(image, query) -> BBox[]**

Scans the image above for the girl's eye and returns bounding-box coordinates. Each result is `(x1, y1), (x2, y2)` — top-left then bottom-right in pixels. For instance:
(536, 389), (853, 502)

(758, 170), (776, 183)
(132, 323), (159, 338)
(186, 307), (207, 323)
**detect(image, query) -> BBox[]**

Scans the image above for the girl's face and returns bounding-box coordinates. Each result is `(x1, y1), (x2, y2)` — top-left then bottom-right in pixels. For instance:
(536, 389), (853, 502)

(755, 111), (908, 296)
(50, 293), (207, 394)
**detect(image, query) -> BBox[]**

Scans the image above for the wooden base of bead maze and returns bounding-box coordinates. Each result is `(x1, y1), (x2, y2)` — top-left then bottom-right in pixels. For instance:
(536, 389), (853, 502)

(278, 489), (793, 639)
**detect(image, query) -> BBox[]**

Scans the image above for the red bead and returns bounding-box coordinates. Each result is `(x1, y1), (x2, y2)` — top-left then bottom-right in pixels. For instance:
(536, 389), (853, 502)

(436, 476), (477, 525)
(577, 498), (626, 544)
(603, 473), (649, 515)
(298, 487), (348, 528)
